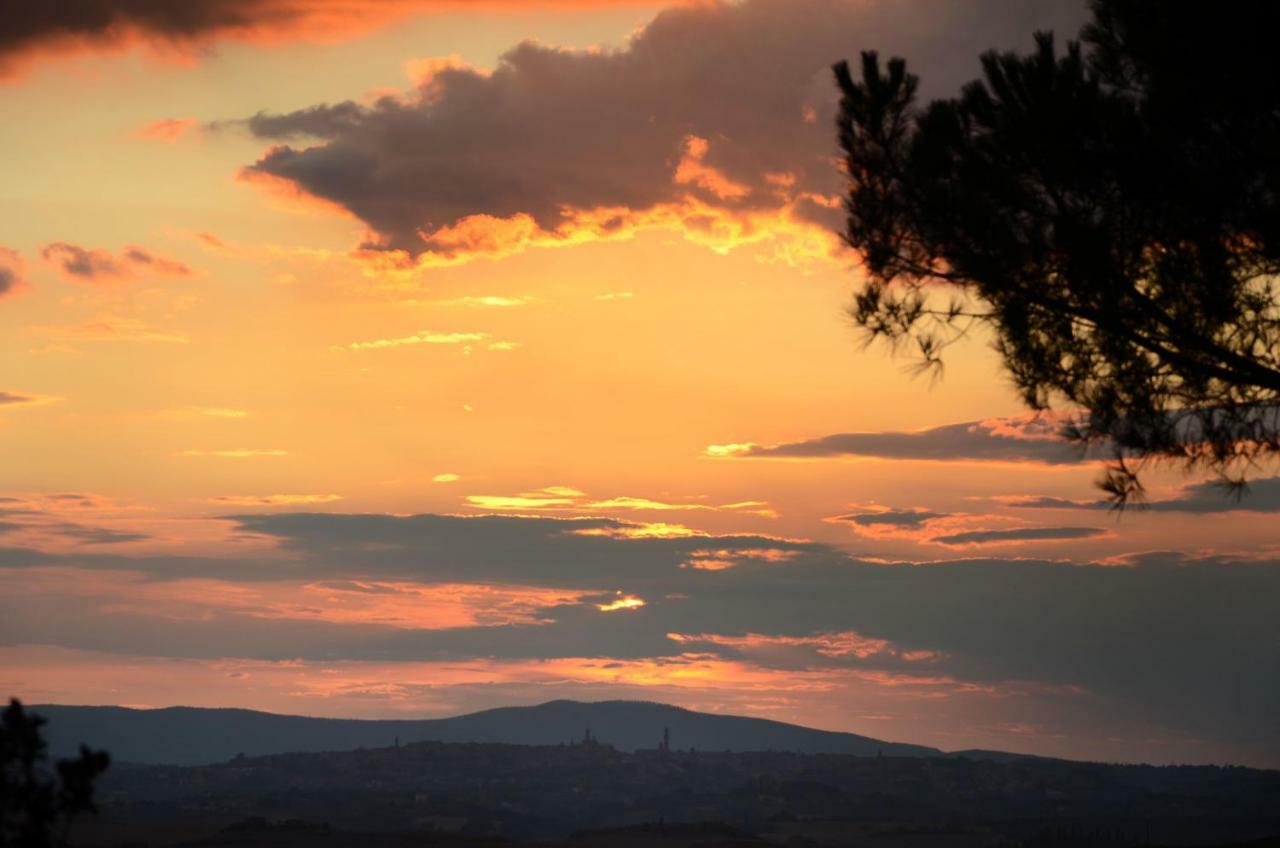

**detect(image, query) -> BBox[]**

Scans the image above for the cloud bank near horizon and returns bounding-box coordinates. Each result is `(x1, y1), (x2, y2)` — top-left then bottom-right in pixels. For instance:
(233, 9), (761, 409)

(1, 509), (1276, 765)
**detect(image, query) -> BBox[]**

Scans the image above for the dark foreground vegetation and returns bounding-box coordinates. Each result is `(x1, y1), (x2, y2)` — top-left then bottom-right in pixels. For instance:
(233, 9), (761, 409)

(76, 738), (1280, 848)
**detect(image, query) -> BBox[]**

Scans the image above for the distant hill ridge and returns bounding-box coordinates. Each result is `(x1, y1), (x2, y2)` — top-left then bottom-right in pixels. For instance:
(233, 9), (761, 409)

(33, 699), (942, 766)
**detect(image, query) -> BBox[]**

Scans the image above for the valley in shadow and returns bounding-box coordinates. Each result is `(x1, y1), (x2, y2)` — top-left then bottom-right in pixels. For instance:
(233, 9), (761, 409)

(78, 735), (1280, 848)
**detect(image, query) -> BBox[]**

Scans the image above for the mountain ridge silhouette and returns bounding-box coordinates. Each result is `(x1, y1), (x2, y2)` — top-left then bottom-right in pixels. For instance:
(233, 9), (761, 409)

(33, 698), (946, 766)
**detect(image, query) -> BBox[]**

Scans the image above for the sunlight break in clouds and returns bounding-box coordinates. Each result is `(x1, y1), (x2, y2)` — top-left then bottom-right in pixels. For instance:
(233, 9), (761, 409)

(597, 593), (646, 612)
(465, 488), (778, 517)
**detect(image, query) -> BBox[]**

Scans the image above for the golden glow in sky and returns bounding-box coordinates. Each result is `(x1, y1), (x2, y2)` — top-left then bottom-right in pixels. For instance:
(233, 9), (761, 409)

(1, 0), (1277, 768)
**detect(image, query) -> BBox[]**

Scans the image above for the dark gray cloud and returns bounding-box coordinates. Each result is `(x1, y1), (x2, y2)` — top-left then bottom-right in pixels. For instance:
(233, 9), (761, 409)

(41, 523), (150, 545)
(723, 417), (1094, 465)
(0, 0), (349, 76)
(1136, 477), (1280, 513)
(41, 242), (125, 279)
(0, 1), (676, 77)
(929, 526), (1108, 547)
(1004, 476), (1280, 514)
(834, 509), (949, 527)
(226, 511), (826, 587)
(0, 514), (149, 545)
(1, 510), (1277, 764)
(3, 0), (284, 53)
(238, 0), (1089, 258)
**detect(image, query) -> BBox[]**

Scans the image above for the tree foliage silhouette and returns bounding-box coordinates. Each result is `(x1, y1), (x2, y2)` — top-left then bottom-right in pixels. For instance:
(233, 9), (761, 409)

(1, 699), (109, 848)
(833, 0), (1280, 505)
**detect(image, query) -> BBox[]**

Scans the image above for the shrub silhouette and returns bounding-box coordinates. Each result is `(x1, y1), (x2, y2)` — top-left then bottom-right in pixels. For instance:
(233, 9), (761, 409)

(1, 699), (109, 848)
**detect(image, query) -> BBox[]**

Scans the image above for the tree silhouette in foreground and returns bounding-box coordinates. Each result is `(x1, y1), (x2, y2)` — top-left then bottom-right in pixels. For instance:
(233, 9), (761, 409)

(1, 699), (109, 848)
(833, 0), (1280, 505)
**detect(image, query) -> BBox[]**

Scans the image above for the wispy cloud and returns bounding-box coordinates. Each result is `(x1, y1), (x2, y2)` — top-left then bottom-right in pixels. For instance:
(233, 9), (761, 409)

(178, 449), (287, 458)
(0, 247), (27, 298)
(0, 391), (58, 409)
(335, 330), (493, 352)
(133, 118), (199, 143)
(206, 494), (340, 506)
(34, 318), (189, 344)
(41, 242), (192, 283)
(169, 406), (250, 419)
(929, 526), (1109, 547)
(435, 295), (532, 308)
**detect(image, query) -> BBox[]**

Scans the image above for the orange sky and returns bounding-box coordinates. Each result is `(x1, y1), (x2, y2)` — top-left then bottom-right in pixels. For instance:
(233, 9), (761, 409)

(1, 0), (1277, 768)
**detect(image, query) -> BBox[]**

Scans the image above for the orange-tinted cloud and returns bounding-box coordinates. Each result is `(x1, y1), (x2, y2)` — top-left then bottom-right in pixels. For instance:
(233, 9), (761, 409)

(829, 506), (1110, 549)
(667, 629), (941, 664)
(3, 566), (585, 632)
(680, 547), (796, 570)
(674, 135), (751, 200)
(360, 197), (842, 273)
(134, 117), (199, 142)
(0, 247), (29, 298)
(206, 494), (342, 506)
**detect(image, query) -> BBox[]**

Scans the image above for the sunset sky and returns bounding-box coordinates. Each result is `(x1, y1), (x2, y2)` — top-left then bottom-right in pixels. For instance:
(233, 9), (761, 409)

(2, 0), (1278, 768)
